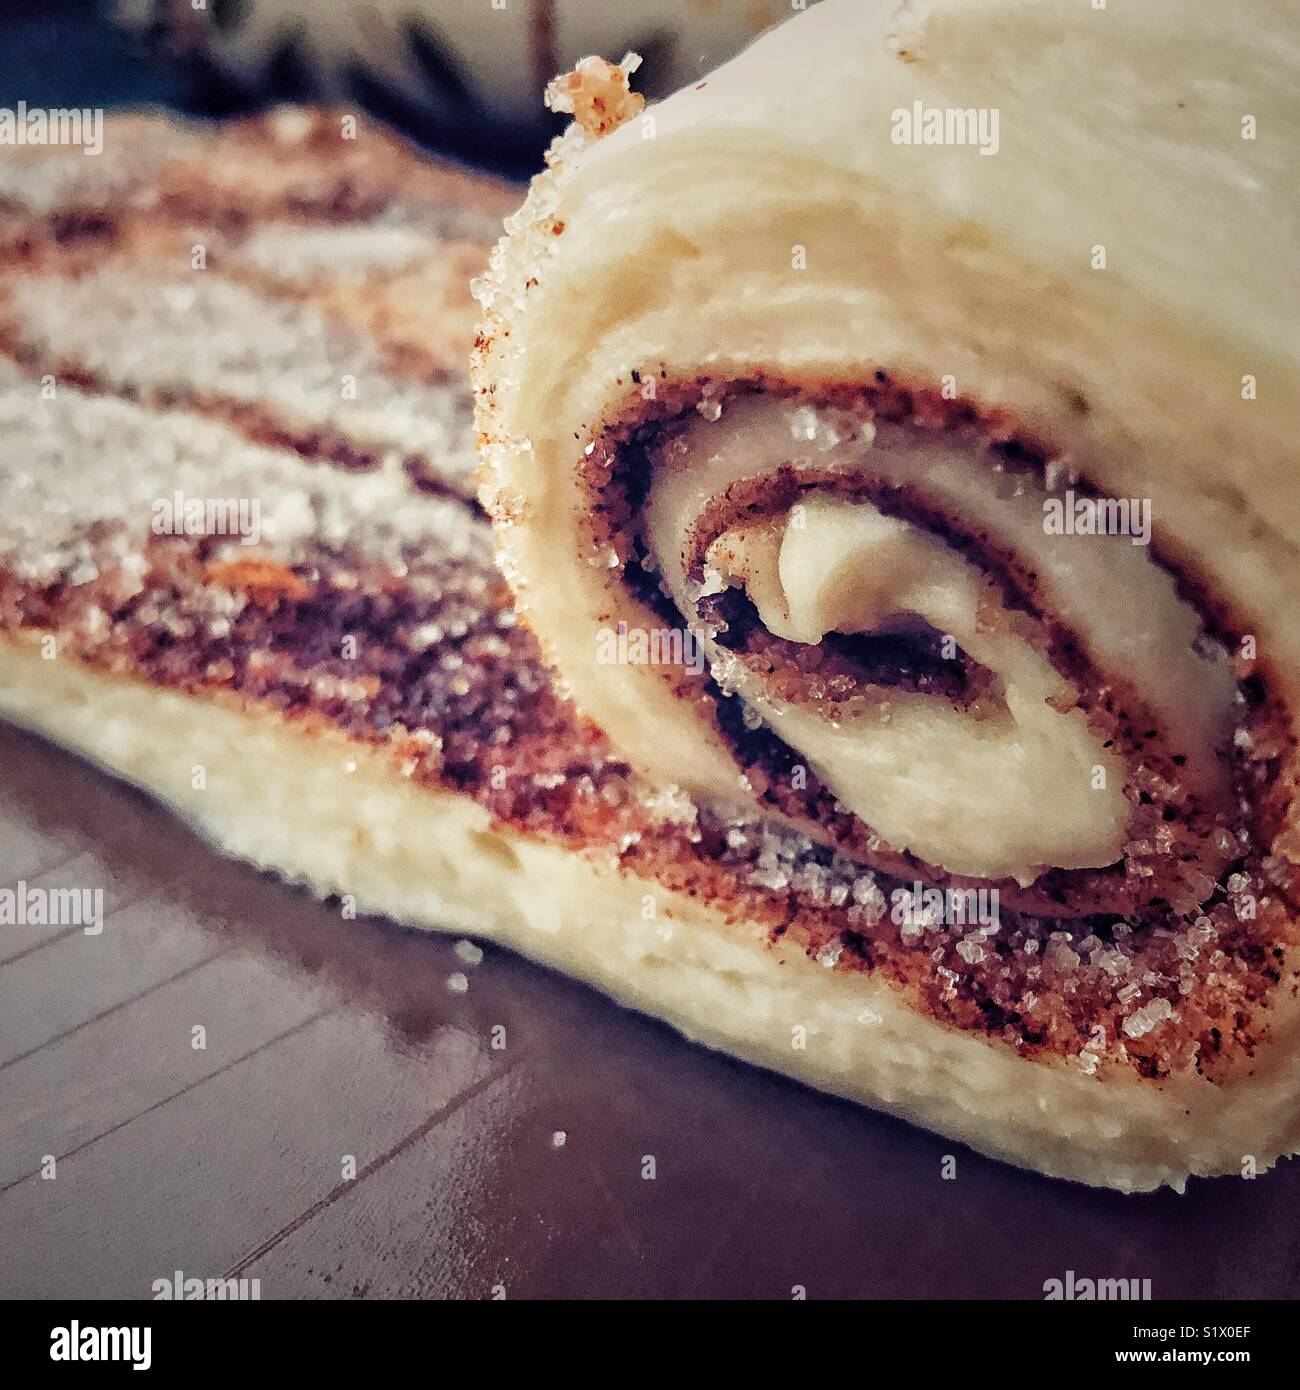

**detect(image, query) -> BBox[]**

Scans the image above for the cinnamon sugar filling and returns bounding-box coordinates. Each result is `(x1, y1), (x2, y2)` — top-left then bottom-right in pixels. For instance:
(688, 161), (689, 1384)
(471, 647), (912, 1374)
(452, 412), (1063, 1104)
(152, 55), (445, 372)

(575, 378), (1293, 929)
(665, 465), (1232, 917)
(698, 584), (997, 713)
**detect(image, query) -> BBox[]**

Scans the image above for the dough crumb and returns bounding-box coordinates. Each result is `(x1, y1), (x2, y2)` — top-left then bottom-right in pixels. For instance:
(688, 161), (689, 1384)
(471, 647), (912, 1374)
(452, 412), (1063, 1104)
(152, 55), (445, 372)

(545, 54), (644, 138)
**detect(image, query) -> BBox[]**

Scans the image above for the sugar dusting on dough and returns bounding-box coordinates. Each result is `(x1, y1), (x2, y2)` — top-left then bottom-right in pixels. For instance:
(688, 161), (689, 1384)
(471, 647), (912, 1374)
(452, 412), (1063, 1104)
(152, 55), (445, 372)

(544, 55), (645, 138)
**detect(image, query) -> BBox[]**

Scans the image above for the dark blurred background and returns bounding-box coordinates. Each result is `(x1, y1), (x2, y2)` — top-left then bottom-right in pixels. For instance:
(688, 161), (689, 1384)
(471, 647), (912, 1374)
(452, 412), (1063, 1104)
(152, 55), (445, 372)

(0, 1), (183, 111)
(0, 0), (548, 175)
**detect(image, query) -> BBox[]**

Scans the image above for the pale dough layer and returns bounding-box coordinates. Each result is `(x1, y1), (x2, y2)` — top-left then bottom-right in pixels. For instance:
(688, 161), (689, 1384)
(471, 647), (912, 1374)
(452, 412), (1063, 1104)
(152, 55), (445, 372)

(5, 633), (1300, 1193)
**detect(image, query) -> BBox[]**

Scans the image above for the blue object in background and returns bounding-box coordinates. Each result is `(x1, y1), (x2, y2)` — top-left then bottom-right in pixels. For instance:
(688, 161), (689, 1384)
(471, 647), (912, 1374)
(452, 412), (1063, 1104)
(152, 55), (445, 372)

(0, 0), (545, 175)
(0, 1), (185, 110)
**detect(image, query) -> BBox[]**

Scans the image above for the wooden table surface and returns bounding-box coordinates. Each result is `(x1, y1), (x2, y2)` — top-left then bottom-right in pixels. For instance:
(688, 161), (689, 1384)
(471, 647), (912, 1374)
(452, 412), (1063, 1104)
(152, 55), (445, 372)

(2, 718), (1299, 1300)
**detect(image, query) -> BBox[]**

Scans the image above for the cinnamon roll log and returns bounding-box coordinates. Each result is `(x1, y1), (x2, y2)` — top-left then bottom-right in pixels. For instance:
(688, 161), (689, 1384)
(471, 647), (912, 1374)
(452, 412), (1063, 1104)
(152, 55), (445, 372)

(477, 1), (1300, 1182)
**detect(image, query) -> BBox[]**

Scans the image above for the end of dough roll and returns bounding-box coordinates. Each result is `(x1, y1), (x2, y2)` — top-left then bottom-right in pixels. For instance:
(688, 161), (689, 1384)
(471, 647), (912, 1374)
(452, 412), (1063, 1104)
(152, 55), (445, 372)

(474, 0), (1300, 1188)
